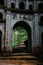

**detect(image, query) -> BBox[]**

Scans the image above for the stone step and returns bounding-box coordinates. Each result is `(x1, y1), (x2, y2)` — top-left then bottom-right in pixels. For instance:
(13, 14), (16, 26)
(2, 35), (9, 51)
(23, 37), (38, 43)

(0, 59), (41, 65)
(0, 53), (42, 65)
(0, 53), (39, 61)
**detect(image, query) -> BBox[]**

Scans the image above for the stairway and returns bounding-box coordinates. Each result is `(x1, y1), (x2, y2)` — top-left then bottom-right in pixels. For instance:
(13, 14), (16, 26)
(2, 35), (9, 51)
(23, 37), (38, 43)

(0, 53), (42, 65)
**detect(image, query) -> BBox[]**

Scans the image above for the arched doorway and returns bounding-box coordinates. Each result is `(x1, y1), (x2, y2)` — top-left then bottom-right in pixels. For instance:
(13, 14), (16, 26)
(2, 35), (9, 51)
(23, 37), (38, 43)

(0, 0), (4, 5)
(0, 30), (2, 52)
(29, 4), (33, 10)
(12, 21), (32, 53)
(0, 13), (3, 20)
(11, 3), (15, 9)
(40, 16), (43, 23)
(19, 2), (25, 9)
(41, 32), (43, 48)
(39, 16), (43, 25)
(38, 3), (43, 10)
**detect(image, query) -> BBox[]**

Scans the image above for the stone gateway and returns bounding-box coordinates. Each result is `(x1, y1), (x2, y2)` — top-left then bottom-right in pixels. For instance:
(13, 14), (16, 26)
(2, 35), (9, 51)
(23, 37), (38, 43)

(0, 0), (43, 53)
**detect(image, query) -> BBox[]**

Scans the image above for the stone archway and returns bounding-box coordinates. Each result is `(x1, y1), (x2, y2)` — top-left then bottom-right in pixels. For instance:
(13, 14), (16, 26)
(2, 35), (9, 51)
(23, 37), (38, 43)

(11, 3), (15, 8)
(19, 2), (25, 9)
(40, 16), (43, 25)
(0, 13), (3, 20)
(41, 32), (43, 48)
(38, 3), (43, 10)
(0, 0), (4, 5)
(12, 21), (32, 53)
(29, 4), (33, 10)
(0, 30), (2, 52)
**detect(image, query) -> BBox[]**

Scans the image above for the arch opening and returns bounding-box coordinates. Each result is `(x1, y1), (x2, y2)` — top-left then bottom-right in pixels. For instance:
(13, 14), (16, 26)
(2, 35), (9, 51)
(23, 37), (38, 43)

(11, 3), (15, 9)
(29, 4), (33, 10)
(0, 30), (2, 52)
(40, 16), (43, 22)
(39, 16), (43, 25)
(12, 21), (32, 53)
(0, 13), (3, 20)
(19, 2), (25, 9)
(38, 3), (43, 10)
(41, 32), (43, 48)
(0, 0), (4, 5)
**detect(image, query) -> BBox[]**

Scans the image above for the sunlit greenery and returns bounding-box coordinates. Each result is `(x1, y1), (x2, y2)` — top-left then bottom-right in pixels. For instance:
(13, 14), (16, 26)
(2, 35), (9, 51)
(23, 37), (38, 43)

(12, 27), (28, 47)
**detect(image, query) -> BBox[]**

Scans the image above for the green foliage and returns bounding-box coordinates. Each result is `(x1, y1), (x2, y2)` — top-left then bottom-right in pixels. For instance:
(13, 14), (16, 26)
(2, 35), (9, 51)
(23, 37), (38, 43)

(12, 27), (28, 47)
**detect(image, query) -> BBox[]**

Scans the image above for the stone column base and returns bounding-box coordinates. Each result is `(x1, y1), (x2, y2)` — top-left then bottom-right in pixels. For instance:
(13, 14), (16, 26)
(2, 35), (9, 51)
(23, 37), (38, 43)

(6, 46), (12, 52)
(2, 46), (12, 53)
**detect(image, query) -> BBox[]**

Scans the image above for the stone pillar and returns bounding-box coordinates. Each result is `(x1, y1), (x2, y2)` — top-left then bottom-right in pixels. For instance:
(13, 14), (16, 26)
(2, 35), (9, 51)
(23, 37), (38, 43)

(6, 12), (12, 52)
(34, 1), (37, 10)
(26, 0), (28, 9)
(4, 0), (7, 6)
(1, 24), (4, 51)
(33, 15), (36, 47)
(16, 0), (19, 9)
(34, 14), (39, 47)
